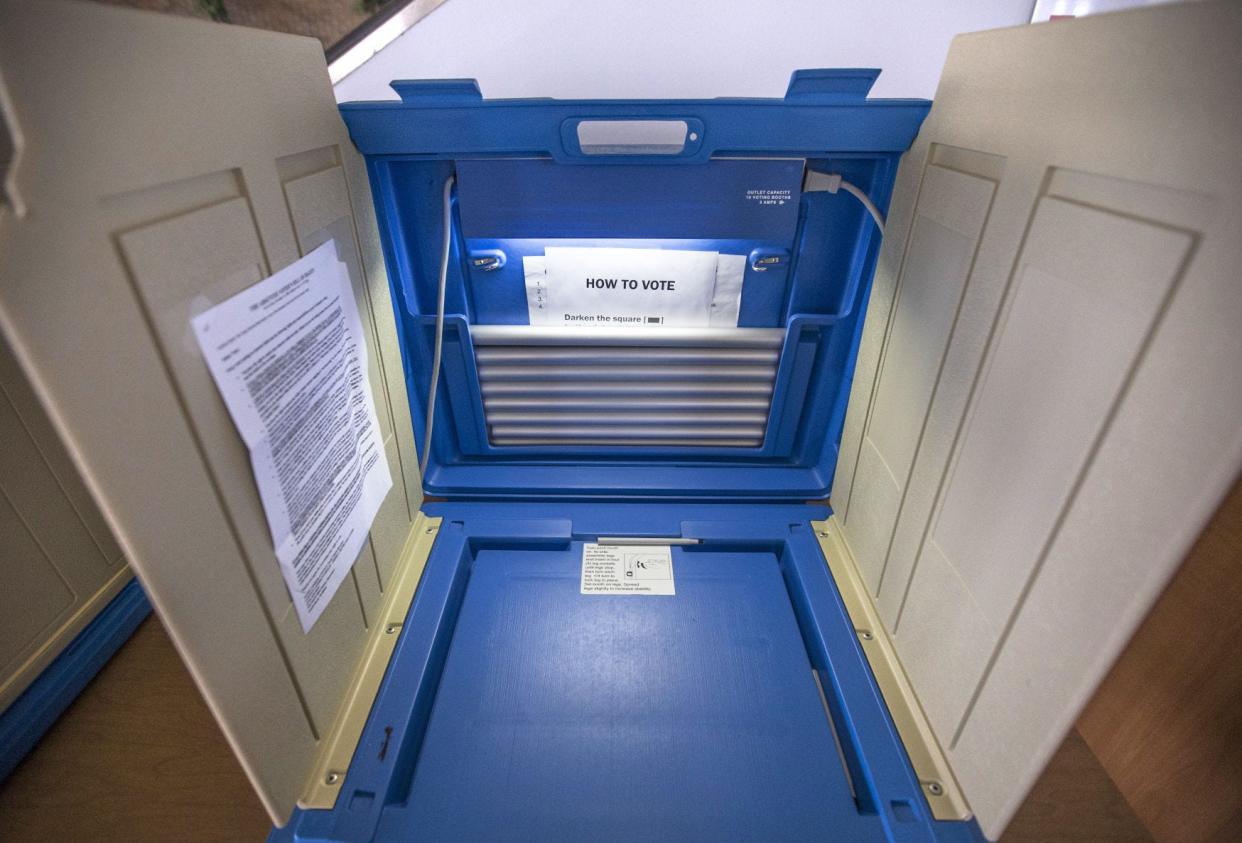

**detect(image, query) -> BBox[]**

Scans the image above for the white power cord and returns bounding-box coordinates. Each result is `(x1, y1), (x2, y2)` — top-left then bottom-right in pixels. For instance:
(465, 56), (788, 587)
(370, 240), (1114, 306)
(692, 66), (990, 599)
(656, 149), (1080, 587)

(419, 174), (455, 477)
(802, 170), (886, 236)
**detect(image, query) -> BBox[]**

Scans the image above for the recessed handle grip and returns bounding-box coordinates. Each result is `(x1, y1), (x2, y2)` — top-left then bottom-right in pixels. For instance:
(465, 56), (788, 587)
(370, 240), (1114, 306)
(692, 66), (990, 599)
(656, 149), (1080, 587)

(559, 117), (706, 161)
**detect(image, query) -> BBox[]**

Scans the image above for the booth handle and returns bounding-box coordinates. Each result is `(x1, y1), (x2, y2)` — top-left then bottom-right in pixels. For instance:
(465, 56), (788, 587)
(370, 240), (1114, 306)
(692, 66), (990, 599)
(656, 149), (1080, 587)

(558, 117), (707, 162)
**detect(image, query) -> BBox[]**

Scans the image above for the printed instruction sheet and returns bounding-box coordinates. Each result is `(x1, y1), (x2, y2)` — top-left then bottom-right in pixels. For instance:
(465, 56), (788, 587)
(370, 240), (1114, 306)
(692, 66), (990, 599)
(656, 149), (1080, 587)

(192, 240), (392, 632)
(580, 543), (676, 595)
(524, 246), (745, 328)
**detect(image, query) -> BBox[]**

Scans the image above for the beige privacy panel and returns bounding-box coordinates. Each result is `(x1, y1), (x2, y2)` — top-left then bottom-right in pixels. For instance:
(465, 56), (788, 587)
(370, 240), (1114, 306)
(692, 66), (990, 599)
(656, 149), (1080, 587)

(0, 332), (130, 713)
(832, 3), (1242, 838)
(0, 0), (420, 824)
(833, 145), (1002, 599)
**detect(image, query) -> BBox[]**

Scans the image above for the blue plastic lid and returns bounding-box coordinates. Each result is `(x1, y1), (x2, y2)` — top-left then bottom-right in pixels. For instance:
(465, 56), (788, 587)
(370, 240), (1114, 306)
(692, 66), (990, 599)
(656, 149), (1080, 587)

(339, 70), (929, 501)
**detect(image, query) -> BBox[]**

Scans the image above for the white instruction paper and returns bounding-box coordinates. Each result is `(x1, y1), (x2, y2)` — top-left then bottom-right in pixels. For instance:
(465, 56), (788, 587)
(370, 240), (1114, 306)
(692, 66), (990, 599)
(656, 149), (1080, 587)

(525, 246), (746, 328)
(580, 543), (675, 595)
(191, 240), (392, 632)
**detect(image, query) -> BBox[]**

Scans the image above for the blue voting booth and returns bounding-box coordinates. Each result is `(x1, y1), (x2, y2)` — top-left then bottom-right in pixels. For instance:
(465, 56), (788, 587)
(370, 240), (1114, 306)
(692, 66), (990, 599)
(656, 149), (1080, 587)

(5, 5), (1236, 841)
(269, 70), (984, 843)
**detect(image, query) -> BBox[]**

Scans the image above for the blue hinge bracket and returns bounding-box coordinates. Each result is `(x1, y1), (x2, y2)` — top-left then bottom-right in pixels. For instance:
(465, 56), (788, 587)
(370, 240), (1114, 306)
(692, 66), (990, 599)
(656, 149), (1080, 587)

(784, 69), (881, 103)
(389, 78), (483, 106)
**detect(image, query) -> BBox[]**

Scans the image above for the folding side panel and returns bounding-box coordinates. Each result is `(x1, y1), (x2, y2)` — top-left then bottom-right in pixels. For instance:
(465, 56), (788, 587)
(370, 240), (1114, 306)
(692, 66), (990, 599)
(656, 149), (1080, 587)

(832, 4), (1242, 837)
(0, 330), (131, 713)
(0, 0), (421, 824)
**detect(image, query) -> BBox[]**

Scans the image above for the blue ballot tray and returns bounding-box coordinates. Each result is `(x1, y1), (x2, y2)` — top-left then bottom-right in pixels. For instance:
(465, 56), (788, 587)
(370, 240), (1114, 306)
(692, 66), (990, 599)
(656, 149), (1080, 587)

(271, 70), (986, 842)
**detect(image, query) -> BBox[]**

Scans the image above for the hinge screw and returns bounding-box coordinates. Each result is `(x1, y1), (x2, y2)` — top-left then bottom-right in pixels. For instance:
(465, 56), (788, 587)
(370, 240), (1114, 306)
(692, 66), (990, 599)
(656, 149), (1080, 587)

(325, 771), (341, 785)
(817, 530), (828, 537)
(385, 623), (400, 635)
(857, 629), (874, 641)
(925, 781), (943, 796)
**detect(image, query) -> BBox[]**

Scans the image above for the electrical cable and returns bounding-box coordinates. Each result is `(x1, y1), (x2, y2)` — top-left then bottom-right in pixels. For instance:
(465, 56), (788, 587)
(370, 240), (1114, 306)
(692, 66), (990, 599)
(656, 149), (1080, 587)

(836, 178), (885, 236)
(419, 174), (455, 478)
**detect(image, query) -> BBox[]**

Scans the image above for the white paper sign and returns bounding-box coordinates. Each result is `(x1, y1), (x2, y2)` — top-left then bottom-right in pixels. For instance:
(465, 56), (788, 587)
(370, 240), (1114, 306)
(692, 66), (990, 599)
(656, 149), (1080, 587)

(580, 543), (676, 595)
(191, 240), (392, 632)
(524, 246), (746, 328)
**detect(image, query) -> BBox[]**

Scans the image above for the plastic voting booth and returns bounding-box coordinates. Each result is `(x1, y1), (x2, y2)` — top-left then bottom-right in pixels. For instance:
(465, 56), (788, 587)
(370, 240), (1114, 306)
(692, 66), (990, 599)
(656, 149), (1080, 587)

(295, 72), (969, 843)
(2, 2), (1241, 841)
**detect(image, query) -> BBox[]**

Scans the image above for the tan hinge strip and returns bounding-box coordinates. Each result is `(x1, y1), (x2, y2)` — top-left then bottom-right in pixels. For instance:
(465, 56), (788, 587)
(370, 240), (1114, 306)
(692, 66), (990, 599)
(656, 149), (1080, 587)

(299, 512), (442, 809)
(811, 516), (971, 821)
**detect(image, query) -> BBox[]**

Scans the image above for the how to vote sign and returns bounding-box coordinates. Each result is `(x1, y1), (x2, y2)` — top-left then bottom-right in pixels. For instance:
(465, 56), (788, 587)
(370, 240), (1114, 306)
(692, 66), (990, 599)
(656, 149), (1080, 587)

(524, 246), (746, 328)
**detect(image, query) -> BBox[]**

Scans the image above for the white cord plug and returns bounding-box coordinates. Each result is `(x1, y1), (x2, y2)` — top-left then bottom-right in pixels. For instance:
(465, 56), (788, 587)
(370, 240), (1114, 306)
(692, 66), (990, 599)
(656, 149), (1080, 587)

(803, 170), (842, 194)
(802, 169), (886, 236)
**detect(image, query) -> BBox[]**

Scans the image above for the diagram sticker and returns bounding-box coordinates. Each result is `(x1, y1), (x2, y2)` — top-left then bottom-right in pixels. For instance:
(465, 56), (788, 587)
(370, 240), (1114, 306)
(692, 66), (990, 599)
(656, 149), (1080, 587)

(580, 543), (675, 596)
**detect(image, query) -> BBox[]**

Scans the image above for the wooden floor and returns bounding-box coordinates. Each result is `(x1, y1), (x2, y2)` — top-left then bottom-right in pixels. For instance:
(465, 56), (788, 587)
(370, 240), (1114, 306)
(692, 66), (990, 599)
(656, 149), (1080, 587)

(1078, 479), (1242, 843)
(0, 616), (1152, 842)
(1004, 730), (1153, 843)
(0, 618), (269, 842)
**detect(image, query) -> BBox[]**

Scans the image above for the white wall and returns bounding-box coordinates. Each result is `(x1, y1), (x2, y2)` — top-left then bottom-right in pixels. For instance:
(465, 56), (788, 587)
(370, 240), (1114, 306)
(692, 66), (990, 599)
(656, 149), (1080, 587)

(334, 0), (1036, 103)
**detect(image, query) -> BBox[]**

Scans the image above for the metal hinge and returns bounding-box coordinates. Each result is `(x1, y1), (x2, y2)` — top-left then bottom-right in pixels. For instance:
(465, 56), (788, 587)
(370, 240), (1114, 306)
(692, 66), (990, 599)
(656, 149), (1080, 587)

(299, 512), (442, 810)
(811, 517), (971, 821)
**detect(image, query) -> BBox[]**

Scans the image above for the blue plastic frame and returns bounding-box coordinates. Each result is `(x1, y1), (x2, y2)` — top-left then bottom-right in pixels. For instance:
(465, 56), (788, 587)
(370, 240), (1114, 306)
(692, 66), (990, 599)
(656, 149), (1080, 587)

(271, 504), (985, 842)
(0, 578), (151, 783)
(338, 70), (930, 501)
(284, 72), (984, 843)
(345, 72), (928, 165)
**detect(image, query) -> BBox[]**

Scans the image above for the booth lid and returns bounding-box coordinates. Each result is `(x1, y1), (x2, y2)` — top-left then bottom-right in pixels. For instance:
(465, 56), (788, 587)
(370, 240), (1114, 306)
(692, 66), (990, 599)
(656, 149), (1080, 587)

(338, 71), (930, 500)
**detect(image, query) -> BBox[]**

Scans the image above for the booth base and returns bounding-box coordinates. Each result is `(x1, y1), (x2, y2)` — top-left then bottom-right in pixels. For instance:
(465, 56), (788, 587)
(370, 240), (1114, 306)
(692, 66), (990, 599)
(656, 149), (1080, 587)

(274, 503), (985, 843)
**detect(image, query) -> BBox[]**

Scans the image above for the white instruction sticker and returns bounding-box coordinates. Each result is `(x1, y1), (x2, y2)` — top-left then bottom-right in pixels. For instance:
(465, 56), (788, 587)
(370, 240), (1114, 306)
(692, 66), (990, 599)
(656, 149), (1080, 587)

(580, 543), (675, 595)
(524, 246), (745, 328)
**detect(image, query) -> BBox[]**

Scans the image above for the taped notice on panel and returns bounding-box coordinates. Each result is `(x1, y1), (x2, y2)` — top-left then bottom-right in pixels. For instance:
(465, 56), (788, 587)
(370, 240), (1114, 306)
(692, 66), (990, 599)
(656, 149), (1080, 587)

(524, 246), (745, 328)
(191, 240), (391, 633)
